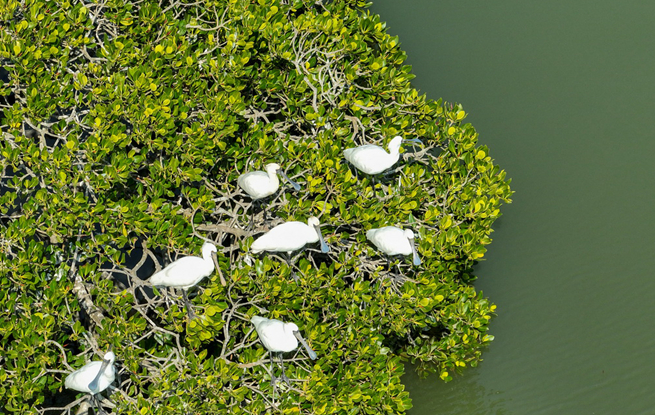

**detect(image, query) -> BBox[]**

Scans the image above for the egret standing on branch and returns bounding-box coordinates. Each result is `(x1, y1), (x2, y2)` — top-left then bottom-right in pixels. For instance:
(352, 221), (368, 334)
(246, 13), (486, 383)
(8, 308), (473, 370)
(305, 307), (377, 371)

(250, 217), (330, 280)
(251, 316), (317, 390)
(238, 163), (301, 225)
(150, 242), (222, 319)
(367, 226), (421, 275)
(343, 135), (422, 175)
(65, 350), (116, 414)
(238, 163), (301, 199)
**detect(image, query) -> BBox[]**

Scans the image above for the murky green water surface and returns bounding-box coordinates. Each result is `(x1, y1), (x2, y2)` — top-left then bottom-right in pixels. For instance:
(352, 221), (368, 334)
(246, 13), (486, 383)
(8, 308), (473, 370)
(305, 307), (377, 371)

(370, 1), (655, 413)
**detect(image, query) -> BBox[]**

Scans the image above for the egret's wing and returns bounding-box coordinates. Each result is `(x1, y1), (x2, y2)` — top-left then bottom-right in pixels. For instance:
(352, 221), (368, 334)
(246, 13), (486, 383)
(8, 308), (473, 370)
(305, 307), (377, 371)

(250, 316), (266, 328)
(367, 227), (409, 255)
(254, 317), (279, 334)
(238, 171), (269, 192)
(344, 144), (385, 161)
(365, 228), (378, 242)
(344, 145), (394, 174)
(150, 256), (203, 287)
(255, 318), (285, 349)
(65, 361), (102, 393)
(251, 222), (305, 253)
(366, 227), (394, 246)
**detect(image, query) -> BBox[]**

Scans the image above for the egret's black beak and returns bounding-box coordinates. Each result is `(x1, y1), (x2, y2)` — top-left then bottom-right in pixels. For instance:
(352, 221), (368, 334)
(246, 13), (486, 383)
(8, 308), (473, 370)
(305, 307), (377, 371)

(409, 237), (421, 266)
(314, 225), (330, 253)
(88, 357), (111, 393)
(294, 330), (318, 360)
(277, 169), (301, 191)
(403, 138), (422, 145)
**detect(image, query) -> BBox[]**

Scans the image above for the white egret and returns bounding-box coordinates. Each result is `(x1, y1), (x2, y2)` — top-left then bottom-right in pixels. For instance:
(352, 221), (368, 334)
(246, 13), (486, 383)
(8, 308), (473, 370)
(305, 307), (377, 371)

(251, 316), (317, 389)
(366, 227), (421, 276)
(250, 217), (330, 280)
(238, 163), (301, 226)
(343, 136), (421, 175)
(150, 241), (222, 319)
(65, 350), (115, 413)
(238, 163), (301, 200)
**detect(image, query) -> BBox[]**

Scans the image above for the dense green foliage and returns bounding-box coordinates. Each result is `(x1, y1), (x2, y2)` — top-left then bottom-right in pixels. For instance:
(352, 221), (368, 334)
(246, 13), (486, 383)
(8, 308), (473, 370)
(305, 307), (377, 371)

(0, 0), (512, 413)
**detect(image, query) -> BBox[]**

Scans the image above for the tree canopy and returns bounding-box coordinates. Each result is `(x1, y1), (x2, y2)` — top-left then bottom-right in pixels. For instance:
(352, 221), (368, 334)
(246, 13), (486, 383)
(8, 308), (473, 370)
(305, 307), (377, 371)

(0, 0), (512, 413)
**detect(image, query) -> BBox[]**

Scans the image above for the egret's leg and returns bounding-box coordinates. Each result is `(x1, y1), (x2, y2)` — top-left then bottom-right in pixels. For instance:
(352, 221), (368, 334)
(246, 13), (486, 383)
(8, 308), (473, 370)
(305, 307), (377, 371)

(248, 199), (271, 230)
(393, 261), (405, 284)
(89, 394), (98, 414)
(269, 352), (279, 396)
(387, 256), (402, 280)
(285, 254), (298, 282)
(182, 289), (196, 320)
(247, 200), (259, 232)
(278, 353), (291, 387)
(248, 209), (255, 232)
(261, 201), (268, 223)
(247, 200), (259, 231)
(91, 393), (108, 415)
(269, 352), (277, 382)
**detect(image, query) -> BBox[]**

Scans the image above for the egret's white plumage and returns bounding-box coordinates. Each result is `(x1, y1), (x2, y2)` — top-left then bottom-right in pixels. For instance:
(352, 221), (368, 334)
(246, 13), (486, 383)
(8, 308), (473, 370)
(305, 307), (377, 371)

(251, 316), (317, 359)
(366, 226), (421, 266)
(238, 163), (300, 200)
(150, 242), (222, 318)
(343, 136), (420, 175)
(65, 351), (116, 394)
(150, 242), (221, 289)
(251, 217), (330, 254)
(251, 315), (317, 389)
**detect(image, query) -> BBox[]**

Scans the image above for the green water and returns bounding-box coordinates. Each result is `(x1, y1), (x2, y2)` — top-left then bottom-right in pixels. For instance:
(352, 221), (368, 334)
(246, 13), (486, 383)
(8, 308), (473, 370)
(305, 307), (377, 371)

(371, 1), (655, 413)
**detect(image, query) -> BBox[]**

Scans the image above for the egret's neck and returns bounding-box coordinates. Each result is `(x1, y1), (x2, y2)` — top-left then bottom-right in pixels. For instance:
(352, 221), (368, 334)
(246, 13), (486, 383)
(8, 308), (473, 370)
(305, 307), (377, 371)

(388, 143), (402, 158)
(202, 246), (215, 262)
(284, 324), (296, 338)
(268, 170), (280, 187)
